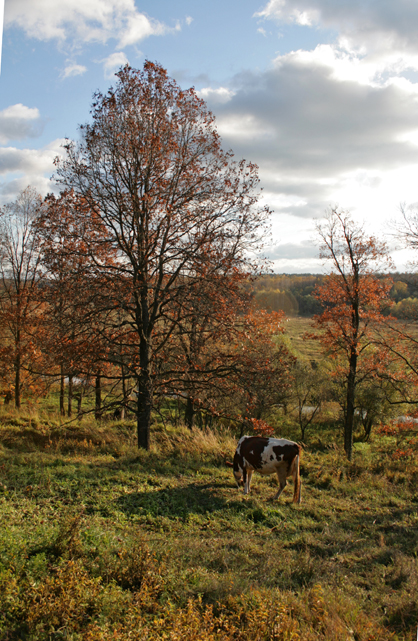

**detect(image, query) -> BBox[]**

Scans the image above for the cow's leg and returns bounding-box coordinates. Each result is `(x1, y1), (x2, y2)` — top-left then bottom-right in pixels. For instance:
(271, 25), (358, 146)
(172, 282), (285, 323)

(246, 469), (253, 494)
(243, 468), (248, 494)
(291, 454), (301, 504)
(272, 469), (287, 500)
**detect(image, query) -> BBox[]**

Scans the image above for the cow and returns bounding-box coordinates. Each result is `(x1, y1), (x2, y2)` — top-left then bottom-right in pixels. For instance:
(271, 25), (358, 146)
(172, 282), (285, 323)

(233, 436), (301, 503)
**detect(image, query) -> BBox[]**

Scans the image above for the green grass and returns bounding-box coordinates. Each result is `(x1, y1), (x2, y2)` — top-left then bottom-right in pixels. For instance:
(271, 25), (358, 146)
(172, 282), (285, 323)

(281, 316), (323, 361)
(0, 407), (417, 640)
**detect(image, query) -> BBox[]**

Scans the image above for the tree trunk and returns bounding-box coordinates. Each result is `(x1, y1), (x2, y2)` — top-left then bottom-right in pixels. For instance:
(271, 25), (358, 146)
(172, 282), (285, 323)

(136, 335), (152, 450)
(136, 289), (153, 449)
(185, 395), (194, 429)
(121, 363), (127, 420)
(344, 348), (357, 461)
(136, 381), (152, 450)
(14, 351), (21, 409)
(60, 363), (65, 416)
(68, 375), (73, 417)
(95, 371), (102, 421)
(14, 295), (21, 409)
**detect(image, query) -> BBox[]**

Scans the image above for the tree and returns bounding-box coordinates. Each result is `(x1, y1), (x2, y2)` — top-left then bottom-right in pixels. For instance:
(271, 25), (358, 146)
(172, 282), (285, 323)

(314, 208), (393, 460)
(202, 309), (294, 433)
(154, 271), (251, 429)
(0, 187), (45, 407)
(392, 203), (418, 255)
(36, 191), (116, 417)
(290, 360), (331, 441)
(55, 62), (270, 449)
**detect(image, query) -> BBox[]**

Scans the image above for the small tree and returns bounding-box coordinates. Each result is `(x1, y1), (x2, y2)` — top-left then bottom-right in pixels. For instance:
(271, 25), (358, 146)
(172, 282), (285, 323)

(211, 309), (294, 432)
(291, 360), (331, 441)
(155, 272), (251, 429)
(379, 204), (418, 403)
(36, 191), (116, 417)
(314, 208), (393, 460)
(0, 187), (45, 407)
(56, 62), (270, 449)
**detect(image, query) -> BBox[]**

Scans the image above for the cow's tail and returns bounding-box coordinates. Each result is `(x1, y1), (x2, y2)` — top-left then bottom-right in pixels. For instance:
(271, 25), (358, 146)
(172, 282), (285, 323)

(292, 446), (302, 504)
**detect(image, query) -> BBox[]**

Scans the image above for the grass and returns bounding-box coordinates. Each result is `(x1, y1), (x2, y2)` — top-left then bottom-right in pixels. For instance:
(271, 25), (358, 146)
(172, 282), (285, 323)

(282, 316), (323, 362)
(1, 406), (418, 640)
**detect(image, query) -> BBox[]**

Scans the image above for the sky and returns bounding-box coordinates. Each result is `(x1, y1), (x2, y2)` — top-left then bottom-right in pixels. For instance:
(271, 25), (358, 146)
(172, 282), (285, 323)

(1, 0), (418, 273)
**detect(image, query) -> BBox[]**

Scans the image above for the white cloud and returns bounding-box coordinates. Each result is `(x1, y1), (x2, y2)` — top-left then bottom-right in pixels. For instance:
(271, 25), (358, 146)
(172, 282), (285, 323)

(202, 48), (418, 228)
(271, 44), (418, 92)
(0, 104), (39, 121)
(5, 0), (177, 48)
(255, 0), (418, 73)
(185, 16), (193, 26)
(217, 114), (275, 140)
(197, 87), (235, 104)
(0, 139), (65, 203)
(101, 51), (129, 78)
(117, 12), (172, 48)
(62, 62), (88, 78)
(0, 104), (43, 144)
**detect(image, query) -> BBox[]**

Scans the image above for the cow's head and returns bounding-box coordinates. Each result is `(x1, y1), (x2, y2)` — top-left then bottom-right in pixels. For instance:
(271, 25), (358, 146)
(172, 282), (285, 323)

(233, 468), (243, 486)
(233, 453), (243, 487)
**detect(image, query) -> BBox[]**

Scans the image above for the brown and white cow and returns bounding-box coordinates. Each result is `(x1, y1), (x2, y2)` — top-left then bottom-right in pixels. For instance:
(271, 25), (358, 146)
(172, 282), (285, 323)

(233, 436), (301, 503)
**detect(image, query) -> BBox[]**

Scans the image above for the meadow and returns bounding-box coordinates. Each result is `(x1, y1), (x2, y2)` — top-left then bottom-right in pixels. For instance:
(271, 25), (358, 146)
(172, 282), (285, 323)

(0, 318), (417, 640)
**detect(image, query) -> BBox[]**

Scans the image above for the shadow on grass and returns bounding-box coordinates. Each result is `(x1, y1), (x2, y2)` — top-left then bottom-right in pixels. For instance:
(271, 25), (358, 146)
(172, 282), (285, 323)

(285, 503), (418, 562)
(116, 482), (244, 520)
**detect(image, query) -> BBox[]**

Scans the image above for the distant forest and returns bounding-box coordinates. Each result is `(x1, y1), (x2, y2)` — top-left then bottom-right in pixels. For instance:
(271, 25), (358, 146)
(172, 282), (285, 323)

(251, 272), (418, 318)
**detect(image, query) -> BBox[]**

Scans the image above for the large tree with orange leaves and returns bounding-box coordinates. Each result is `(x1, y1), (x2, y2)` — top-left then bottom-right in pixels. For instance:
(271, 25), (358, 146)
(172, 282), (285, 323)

(55, 62), (270, 449)
(314, 208), (393, 460)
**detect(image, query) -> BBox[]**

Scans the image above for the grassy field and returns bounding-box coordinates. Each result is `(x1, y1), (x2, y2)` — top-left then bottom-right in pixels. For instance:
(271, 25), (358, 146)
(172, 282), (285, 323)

(281, 316), (323, 362)
(1, 317), (417, 639)
(0, 405), (417, 640)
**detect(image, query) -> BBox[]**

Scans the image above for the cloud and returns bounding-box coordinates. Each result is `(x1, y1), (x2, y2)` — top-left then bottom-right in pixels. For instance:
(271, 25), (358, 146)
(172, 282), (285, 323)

(117, 12), (176, 48)
(255, 0), (418, 70)
(217, 113), (275, 140)
(203, 49), (418, 218)
(197, 87), (235, 105)
(268, 240), (319, 260)
(0, 104), (44, 144)
(5, 0), (177, 48)
(101, 51), (129, 78)
(0, 139), (65, 203)
(62, 62), (87, 78)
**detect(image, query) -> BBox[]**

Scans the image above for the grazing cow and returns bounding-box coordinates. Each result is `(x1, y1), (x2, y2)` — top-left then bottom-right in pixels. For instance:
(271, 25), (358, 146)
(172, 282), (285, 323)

(233, 436), (301, 503)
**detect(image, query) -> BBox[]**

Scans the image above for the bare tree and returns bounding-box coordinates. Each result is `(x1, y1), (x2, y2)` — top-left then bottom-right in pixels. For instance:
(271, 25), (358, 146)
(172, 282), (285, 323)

(0, 187), (44, 407)
(393, 203), (418, 253)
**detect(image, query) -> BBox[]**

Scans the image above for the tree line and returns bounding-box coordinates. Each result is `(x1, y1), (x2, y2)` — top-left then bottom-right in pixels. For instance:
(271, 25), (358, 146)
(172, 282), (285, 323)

(252, 272), (418, 318)
(2, 62), (418, 460)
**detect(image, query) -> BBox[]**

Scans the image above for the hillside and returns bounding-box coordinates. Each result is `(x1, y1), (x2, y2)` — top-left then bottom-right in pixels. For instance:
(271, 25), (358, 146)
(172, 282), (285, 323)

(0, 407), (417, 640)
